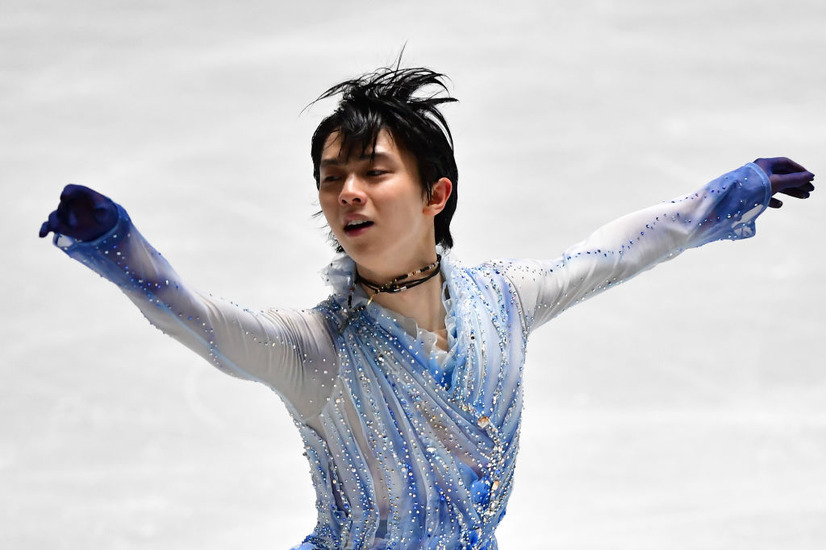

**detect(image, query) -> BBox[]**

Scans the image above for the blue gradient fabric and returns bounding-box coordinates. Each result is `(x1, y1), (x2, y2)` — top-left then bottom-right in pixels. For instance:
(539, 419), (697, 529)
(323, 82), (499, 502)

(54, 164), (770, 549)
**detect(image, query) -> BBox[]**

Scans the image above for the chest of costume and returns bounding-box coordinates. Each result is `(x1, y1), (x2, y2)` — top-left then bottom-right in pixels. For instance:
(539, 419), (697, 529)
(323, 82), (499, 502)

(301, 264), (527, 549)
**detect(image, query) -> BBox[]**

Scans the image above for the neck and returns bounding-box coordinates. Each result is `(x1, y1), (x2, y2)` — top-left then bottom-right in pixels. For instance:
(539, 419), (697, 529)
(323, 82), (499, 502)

(356, 255), (441, 295)
(354, 248), (439, 287)
(368, 270), (447, 336)
(353, 254), (447, 339)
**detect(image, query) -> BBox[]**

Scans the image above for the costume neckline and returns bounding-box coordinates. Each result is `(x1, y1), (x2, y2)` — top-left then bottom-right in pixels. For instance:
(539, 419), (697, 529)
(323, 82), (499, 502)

(321, 252), (459, 366)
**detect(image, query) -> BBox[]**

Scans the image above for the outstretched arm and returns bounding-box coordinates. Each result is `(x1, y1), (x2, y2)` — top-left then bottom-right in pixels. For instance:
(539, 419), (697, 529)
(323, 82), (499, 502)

(503, 159), (814, 332)
(40, 185), (337, 421)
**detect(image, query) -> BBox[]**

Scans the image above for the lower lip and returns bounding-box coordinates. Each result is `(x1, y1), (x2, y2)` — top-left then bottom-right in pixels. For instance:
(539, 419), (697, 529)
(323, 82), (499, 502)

(344, 223), (373, 237)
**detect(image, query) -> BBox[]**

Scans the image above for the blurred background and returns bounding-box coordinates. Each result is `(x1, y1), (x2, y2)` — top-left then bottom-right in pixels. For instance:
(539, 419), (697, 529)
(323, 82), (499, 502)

(2, 0), (825, 548)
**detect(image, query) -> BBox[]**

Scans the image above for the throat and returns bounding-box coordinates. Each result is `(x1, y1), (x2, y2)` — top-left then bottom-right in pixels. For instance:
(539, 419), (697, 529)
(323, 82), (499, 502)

(358, 269), (449, 351)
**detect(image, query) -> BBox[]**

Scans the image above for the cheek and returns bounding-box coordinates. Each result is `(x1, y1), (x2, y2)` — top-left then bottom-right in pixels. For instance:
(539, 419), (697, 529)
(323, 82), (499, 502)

(318, 193), (337, 220)
(381, 186), (425, 216)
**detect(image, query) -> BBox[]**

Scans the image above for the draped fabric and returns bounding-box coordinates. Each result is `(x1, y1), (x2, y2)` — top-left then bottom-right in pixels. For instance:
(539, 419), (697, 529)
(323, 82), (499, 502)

(300, 254), (526, 549)
(53, 164), (771, 549)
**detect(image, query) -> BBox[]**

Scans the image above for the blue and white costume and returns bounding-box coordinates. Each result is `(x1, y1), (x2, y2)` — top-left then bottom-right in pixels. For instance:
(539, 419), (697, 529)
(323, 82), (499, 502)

(54, 164), (770, 549)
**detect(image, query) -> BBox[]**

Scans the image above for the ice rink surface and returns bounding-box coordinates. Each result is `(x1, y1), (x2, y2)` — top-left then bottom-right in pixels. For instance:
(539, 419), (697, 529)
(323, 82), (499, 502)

(2, 0), (825, 548)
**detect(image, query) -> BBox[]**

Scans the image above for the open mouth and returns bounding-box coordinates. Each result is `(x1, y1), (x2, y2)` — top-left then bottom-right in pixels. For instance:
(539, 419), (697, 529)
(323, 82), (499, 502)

(344, 220), (374, 234)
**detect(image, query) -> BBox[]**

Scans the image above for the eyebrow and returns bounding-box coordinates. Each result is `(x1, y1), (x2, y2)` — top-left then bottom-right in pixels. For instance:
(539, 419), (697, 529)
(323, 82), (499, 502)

(320, 151), (394, 168)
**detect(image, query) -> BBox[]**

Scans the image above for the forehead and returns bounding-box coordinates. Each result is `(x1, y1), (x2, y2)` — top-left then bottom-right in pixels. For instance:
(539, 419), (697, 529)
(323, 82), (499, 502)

(321, 128), (403, 162)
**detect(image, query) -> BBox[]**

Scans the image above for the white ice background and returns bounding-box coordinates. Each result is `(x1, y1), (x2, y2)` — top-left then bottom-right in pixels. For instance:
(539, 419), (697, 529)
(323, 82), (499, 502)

(2, 1), (825, 548)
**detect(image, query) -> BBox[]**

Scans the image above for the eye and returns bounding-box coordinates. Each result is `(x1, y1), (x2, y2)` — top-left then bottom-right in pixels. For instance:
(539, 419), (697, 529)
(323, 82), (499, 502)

(366, 169), (387, 177)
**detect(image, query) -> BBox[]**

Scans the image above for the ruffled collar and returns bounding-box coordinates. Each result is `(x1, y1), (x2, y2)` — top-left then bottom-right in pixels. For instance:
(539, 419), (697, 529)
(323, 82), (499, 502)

(320, 253), (358, 299)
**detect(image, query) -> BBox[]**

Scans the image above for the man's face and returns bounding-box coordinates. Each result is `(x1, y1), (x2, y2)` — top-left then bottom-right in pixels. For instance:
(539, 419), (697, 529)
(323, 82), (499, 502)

(318, 128), (438, 279)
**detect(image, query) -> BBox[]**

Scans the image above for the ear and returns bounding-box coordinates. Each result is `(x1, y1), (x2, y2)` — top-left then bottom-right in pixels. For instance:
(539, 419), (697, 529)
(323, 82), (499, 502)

(424, 177), (453, 216)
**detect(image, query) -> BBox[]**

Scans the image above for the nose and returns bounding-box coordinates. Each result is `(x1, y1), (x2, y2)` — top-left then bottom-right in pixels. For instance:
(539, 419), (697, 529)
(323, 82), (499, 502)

(339, 174), (366, 205)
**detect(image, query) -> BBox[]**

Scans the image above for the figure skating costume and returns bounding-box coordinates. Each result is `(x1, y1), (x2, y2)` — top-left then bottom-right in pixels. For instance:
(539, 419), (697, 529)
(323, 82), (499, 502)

(53, 164), (770, 549)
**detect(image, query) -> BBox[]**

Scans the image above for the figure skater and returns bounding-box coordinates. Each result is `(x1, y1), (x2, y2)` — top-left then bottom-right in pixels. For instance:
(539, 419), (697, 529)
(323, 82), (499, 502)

(39, 66), (815, 550)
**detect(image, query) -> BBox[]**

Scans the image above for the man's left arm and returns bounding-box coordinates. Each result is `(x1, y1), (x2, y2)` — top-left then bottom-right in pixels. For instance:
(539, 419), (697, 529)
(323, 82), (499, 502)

(504, 157), (814, 332)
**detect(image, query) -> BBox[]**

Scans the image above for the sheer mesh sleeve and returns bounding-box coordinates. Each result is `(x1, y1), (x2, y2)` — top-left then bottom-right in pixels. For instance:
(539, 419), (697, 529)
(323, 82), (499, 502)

(502, 163), (771, 333)
(53, 206), (337, 421)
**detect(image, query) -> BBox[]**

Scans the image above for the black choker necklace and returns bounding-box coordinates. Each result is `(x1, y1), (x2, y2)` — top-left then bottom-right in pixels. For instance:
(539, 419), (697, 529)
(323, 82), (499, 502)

(356, 255), (441, 303)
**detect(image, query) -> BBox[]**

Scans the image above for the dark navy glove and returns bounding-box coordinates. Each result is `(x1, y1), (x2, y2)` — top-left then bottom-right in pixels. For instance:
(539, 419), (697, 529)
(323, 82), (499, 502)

(39, 184), (119, 241)
(753, 157), (815, 209)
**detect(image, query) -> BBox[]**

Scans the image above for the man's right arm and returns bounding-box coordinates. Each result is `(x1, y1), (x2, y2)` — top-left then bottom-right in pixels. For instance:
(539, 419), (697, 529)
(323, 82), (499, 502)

(40, 185), (337, 421)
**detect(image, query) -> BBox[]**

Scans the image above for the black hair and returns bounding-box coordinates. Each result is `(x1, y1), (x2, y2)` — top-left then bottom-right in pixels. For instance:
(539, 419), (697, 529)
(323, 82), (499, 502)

(310, 65), (459, 249)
